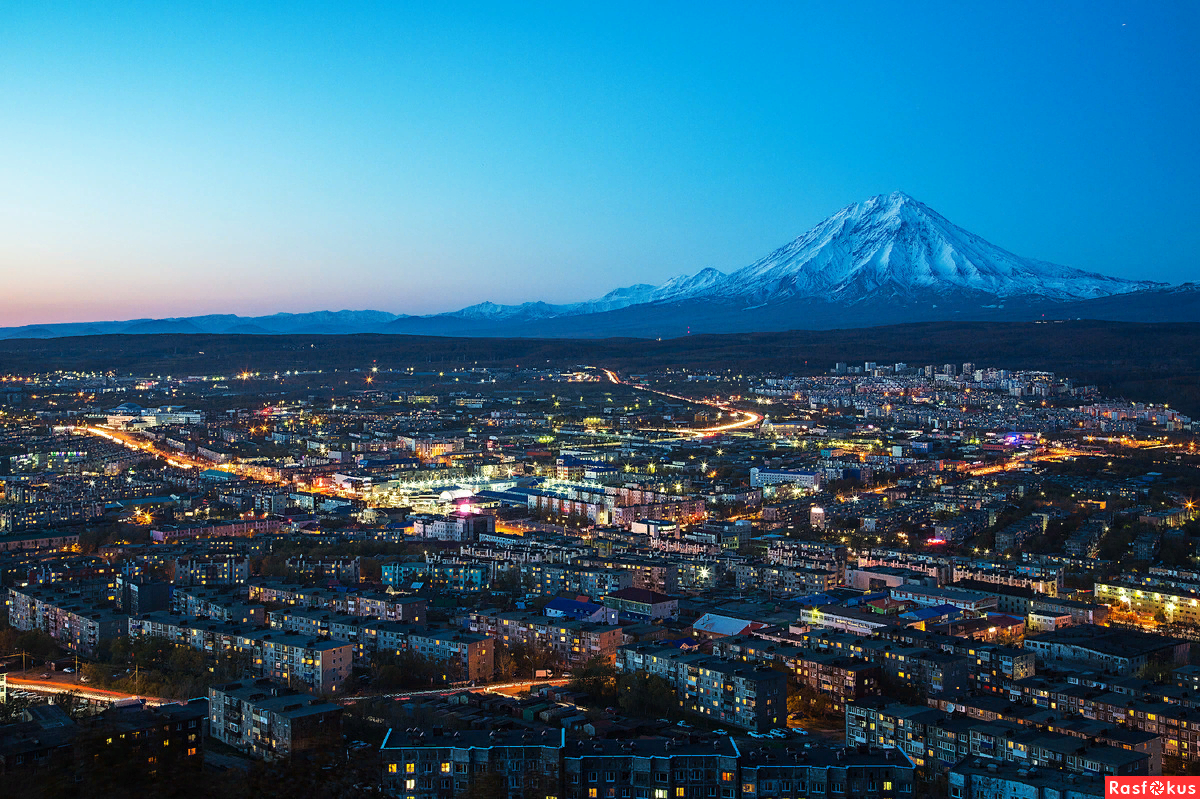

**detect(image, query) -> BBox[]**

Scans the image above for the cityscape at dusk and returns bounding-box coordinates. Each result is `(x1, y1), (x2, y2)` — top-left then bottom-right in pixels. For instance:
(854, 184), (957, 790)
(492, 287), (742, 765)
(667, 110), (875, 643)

(1, 4), (1198, 799)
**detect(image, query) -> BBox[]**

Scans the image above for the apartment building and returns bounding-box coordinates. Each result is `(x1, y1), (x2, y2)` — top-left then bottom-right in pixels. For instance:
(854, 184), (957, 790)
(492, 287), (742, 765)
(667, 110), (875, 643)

(126, 613), (353, 693)
(208, 678), (343, 760)
(0, 501), (104, 533)
(602, 587), (678, 622)
(172, 585), (265, 624)
(6, 586), (125, 656)
(248, 581), (347, 608)
(520, 562), (634, 599)
(734, 563), (839, 596)
(1022, 627), (1188, 676)
(562, 736), (740, 799)
(381, 727), (563, 799)
(739, 744), (917, 799)
(255, 632), (353, 694)
(382, 561), (491, 593)
(889, 585), (998, 613)
(268, 608), (368, 655)
(616, 644), (786, 732)
(405, 629), (494, 682)
(0, 530), (81, 552)
(174, 554), (250, 586)
(337, 592), (426, 623)
(284, 555), (361, 583)
(411, 510), (495, 542)
(712, 634), (881, 713)
(949, 758), (1105, 799)
(846, 699), (1152, 776)
(380, 728), (914, 799)
(1094, 580), (1200, 628)
(574, 555), (681, 594)
(468, 610), (625, 667)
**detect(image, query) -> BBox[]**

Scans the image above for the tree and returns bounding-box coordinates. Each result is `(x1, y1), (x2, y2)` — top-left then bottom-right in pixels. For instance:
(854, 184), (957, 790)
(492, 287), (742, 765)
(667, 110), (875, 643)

(569, 657), (617, 703)
(360, 557), (382, 583)
(0, 693), (36, 724)
(53, 688), (91, 721)
(493, 643), (517, 681)
(616, 672), (677, 719)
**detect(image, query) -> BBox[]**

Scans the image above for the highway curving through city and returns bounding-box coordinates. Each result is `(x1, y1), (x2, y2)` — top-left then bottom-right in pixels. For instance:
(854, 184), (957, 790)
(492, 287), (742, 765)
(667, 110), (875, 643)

(601, 368), (762, 437)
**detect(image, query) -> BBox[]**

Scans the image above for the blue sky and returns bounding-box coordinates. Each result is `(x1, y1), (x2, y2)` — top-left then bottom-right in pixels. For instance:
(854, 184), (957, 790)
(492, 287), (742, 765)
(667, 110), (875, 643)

(0, 2), (1196, 324)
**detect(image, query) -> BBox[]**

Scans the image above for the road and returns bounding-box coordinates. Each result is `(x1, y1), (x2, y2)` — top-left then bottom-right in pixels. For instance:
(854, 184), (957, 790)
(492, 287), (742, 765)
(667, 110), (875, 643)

(339, 678), (570, 704)
(79, 423), (355, 498)
(601, 369), (763, 437)
(7, 669), (565, 708)
(6, 674), (169, 705)
(962, 446), (1092, 476)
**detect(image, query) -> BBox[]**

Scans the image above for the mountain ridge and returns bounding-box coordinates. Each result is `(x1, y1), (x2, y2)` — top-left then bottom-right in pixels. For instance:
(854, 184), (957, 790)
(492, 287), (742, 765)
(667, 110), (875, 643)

(3, 192), (1190, 340)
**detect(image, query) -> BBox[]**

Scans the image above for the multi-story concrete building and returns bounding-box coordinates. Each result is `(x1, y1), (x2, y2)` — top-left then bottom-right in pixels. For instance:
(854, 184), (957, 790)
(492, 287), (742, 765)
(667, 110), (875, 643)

(575, 554), (681, 594)
(750, 467), (822, 490)
(382, 727), (562, 798)
(382, 561), (491, 593)
(467, 610), (625, 667)
(0, 501), (104, 532)
(739, 743), (917, 799)
(520, 562), (634, 599)
(337, 592), (426, 623)
(115, 576), (170, 615)
(208, 678), (343, 760)
(616, 644), (786, 732)
(1094, 580), (1200, 628)
(267, 608), (370, 657)
(0, 529), (81, 552)
(601, 587), (678, 622)
(735, 563), (839, 596)
(379, 728), (915, 799)
(172, 585), (265, 624)
(255, 631), (353, 694)
(284, 555), (361, 583)
(6, 586), (125, 656)
(949, 758), (1105, 799)
(562, 736), (740, 799)
(411, 510), (495, 542)
(173, 554), (249, 586)
(403, 628), (494, 682)
(127, 613), (353, 693)
(889, 585), (998, 613)
(1022, 627), (1188, 676)
(847, 699), (1151, 776)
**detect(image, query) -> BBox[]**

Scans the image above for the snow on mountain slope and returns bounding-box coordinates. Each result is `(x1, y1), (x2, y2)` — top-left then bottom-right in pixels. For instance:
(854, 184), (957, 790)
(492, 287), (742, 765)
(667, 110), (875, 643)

(452, 284), (660, 321)
(448, 192), (1158, 321)
(648, 192), (1158, 306)
(0, 193), (1170, 340)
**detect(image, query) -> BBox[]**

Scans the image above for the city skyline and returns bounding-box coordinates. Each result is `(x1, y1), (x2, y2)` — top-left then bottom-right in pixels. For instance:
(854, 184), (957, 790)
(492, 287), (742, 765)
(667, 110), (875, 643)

(2, 2), (1197, 325)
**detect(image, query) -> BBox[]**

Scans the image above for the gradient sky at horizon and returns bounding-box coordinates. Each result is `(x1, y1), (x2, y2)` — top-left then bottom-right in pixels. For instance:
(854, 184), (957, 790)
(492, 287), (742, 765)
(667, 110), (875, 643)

(1, 2), (1196, 326)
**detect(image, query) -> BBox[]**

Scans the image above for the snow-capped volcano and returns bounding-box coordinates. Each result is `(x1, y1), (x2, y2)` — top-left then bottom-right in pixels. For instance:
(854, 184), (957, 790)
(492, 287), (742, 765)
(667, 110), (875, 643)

(3, 192), (1182, 341)
(641, 191), (1158, 306)
(446, 191), (1159, 323)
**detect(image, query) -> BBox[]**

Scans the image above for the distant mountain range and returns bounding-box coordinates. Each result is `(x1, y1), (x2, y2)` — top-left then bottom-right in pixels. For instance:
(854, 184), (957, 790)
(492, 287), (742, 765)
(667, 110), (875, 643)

(5, 192), (1195, 340)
